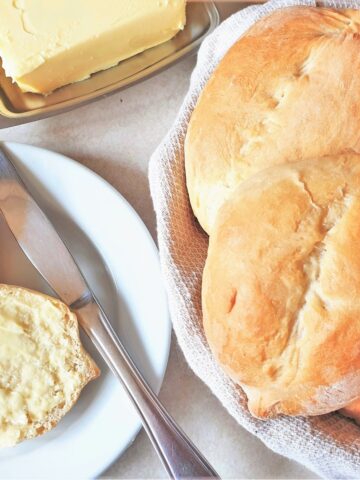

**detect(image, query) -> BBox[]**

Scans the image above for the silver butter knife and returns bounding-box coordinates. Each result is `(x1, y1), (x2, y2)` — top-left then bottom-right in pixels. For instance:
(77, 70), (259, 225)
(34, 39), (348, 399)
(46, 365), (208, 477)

(0, 146), (219, 480)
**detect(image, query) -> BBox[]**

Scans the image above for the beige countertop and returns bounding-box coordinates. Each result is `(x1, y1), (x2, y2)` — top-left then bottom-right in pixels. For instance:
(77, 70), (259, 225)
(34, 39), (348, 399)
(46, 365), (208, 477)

(0, 3), (318, 479)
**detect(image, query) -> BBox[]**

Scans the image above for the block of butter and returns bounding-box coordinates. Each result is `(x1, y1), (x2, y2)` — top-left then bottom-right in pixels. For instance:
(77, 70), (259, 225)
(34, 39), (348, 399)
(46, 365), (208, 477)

(0, 0), (186, 94)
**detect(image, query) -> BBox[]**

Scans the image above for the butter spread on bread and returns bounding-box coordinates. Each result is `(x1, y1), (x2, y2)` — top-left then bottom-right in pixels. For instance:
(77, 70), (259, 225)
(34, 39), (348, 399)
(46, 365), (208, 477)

(0, 284), (99, 447)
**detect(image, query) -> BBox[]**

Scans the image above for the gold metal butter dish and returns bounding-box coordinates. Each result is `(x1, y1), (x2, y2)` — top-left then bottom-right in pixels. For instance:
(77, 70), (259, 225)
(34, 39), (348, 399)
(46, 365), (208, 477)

(0, 2), (219, 128)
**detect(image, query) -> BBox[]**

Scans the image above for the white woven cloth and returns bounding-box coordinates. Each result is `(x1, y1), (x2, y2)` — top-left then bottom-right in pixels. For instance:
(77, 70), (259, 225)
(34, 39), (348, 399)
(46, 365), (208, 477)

(149, 1), (360, 477)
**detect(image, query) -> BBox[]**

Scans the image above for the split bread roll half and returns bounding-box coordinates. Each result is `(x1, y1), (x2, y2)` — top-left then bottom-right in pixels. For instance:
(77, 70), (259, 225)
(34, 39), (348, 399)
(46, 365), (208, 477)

(0, 284), (99, 447)
(185, 6), (360, 234)
(202, 154), (360, 418)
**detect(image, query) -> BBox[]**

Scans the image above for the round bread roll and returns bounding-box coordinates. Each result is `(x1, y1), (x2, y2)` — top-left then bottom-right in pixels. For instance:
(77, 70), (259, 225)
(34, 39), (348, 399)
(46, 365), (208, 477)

(202, 153), (360, 418)
(185, 7), (360, 234)
(0, 284), (99, 447)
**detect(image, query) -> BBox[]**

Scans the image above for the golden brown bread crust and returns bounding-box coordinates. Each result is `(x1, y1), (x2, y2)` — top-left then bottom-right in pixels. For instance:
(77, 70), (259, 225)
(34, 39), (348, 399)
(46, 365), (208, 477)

(202, 154), (360, 418)
(185, 7), (360, 234)
(0, 284), (99, 447)
(341, 399), (360, 423)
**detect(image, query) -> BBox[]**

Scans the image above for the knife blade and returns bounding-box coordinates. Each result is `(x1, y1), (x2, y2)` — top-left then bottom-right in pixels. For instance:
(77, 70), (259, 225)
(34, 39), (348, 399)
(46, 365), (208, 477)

(0, 146), (90, 308)
(0, 144), (219, 479)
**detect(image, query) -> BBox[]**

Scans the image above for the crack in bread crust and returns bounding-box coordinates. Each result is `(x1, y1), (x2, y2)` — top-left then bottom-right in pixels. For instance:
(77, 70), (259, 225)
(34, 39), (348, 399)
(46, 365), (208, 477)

(281, 183), (352, 385)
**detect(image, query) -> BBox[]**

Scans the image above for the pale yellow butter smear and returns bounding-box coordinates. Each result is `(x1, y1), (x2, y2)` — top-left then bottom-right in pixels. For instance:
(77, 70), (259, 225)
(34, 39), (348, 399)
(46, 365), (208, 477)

(0, 0), (186, 94)
(0, 288), (91, 447)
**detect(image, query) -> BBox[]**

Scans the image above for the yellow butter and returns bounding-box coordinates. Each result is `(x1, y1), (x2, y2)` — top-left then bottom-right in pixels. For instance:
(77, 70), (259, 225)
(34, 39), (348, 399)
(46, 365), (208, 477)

(0, 0), (186, 94)
(0, 286), (97, 448)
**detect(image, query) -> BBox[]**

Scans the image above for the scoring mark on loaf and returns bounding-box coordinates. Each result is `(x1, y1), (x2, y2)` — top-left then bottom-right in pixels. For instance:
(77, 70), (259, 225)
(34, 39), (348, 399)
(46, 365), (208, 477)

(323, 9), (360, 33)
(240, 25), (360, 166)
(281, 178), (352, 370)
(227, 288), (238, 314)
(238, 76), (301, 166)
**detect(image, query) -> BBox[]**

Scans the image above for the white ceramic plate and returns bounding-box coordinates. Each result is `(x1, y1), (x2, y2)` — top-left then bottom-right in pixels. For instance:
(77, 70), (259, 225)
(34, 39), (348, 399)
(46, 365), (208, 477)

(0, 143), (171, 479)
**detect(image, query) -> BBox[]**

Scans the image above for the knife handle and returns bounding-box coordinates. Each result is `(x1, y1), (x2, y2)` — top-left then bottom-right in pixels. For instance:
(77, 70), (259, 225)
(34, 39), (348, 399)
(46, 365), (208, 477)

(75, 300), (219, 480)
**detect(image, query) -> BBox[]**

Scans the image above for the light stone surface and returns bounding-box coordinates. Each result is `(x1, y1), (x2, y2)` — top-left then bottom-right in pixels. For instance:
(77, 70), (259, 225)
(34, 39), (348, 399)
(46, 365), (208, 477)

(0, 4), (318, 478)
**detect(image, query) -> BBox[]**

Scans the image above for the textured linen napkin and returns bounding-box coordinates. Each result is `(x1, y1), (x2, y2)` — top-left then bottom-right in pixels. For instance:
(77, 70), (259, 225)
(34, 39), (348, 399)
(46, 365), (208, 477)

(149, 0), (360, 477)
